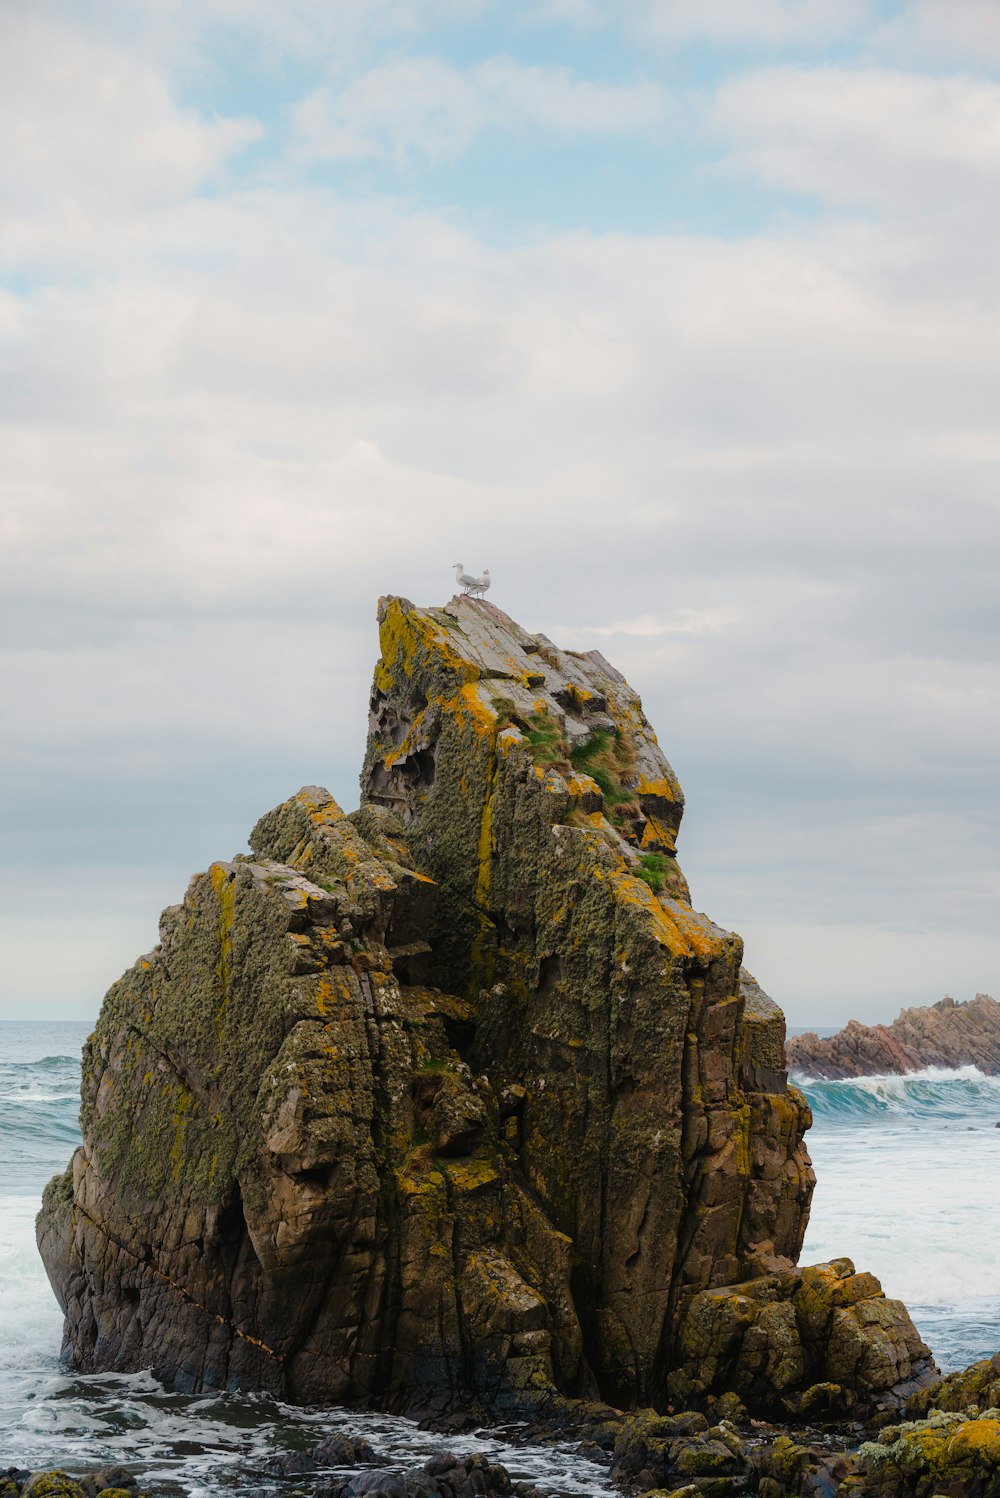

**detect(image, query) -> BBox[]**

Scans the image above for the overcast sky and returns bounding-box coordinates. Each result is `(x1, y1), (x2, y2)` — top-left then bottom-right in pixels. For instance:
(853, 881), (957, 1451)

(2, 0), (999, 1026)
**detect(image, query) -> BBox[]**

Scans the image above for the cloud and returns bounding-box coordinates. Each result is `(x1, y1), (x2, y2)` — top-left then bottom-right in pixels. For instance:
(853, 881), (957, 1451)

(737, 921), (1000, 1028)
(41, 0), (495, 68)
(712, 66), (1000, 212)
(2, 5), (1000, 1023)
(3, 198), (999, 1016)
(555, 607), (744, 639)
(635, 0), (871, 46)
(0, 11), (261, 276)
(291, 55), (667, 165)
(874, 0), (1000, 68)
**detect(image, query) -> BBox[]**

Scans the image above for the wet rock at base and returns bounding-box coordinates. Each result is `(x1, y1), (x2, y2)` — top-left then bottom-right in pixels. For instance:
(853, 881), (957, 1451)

(609, 1408), (748, 1493)
(0, 1457), (524, 1498)
(311, 1452), (516, 1498)
(265, 1433), (380, 1476)
(19, 1480), (87, 1498)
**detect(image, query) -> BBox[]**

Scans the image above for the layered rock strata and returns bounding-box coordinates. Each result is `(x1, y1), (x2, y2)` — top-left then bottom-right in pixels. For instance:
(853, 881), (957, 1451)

(38, 593), (933, 1418)
(787, 993), (1000, 1079)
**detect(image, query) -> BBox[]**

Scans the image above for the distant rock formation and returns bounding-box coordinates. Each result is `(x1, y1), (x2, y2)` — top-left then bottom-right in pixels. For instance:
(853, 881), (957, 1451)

(786, 993), (1000, 1079)
(36, 595), (934, 1419)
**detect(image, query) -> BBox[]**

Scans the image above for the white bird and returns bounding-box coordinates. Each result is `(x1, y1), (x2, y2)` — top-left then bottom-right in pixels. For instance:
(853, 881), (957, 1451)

(453, 563), (491, 598)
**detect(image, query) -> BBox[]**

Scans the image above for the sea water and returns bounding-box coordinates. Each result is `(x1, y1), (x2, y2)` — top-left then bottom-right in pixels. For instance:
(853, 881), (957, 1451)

(797, 1063), (1000, 1373)
(1, 1021), (998, 1492)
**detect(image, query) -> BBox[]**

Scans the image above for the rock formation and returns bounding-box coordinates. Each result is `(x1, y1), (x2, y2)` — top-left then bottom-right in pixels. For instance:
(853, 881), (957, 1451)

(37, 594), (934, 1419)
(786, 993), (1000, 1079)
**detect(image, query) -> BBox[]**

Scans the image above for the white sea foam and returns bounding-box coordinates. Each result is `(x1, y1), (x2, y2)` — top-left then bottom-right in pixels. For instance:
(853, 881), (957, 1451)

(849, 1063), (991, 1089)
(0, 1195), (65, 1374)
(793, 1063), (991, 1086)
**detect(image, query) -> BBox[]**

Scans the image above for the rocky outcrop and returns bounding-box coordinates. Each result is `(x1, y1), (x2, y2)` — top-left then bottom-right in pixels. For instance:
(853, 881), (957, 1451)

(38, 787), (571, 1410)
(262, 1443), (525, 1498)
(843, 1411), (1000, 1498)
(786, 993), (1000, 1079)
(743, 1412), (1000, 1498)
(37, 593), (932, 1420)
(669, 1256), (934, 1419)
(906, 1350), (1000, 1421)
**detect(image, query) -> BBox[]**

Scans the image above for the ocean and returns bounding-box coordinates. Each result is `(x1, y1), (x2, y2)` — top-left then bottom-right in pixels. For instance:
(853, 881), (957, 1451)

(1, 1020), (998, 1493)
(798, 1063), (1000, 1373)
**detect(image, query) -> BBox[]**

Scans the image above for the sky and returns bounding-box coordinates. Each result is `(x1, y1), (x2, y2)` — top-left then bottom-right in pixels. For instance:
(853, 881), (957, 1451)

(2, 0), (999, 1027)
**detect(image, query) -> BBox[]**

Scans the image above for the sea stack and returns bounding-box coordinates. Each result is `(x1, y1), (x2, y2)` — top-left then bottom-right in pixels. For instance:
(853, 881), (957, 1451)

(36, 595), (934, 1417)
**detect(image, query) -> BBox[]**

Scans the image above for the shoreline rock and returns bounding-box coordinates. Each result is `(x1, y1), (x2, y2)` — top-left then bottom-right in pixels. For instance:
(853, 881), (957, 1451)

(786, 993), (1000, 1079)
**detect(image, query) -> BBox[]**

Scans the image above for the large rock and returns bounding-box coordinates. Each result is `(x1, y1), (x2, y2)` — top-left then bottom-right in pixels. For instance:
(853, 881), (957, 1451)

(668, 1257), (936, 1418)
(37, 594), (929, 1417)
(786, 993), (1000, 1079)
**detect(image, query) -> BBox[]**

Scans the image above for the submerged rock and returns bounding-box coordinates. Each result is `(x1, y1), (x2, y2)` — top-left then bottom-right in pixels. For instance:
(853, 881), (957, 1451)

(37, 594), (933, 1419)
(786, 992), (1000, 1079)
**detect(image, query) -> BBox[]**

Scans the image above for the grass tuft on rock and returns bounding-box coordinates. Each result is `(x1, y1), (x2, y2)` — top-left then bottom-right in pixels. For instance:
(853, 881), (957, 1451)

(636, 852), (674, 893)
(570, 728), (639, 813)
(525, 710), (571, 772)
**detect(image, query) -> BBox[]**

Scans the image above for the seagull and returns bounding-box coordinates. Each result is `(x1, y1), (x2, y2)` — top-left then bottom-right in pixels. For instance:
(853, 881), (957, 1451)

(453, 563), (491, 598)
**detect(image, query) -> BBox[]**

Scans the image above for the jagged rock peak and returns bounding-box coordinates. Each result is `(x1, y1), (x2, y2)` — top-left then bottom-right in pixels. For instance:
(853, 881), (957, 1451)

(36, 593), (934, 1421)
(786, 992), (1000, 1079)
(366, 592), (684, 845)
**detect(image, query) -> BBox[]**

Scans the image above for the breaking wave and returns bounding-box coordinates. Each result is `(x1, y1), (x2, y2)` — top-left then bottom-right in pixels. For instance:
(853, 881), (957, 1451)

(795, 1065), (1000, 1125)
